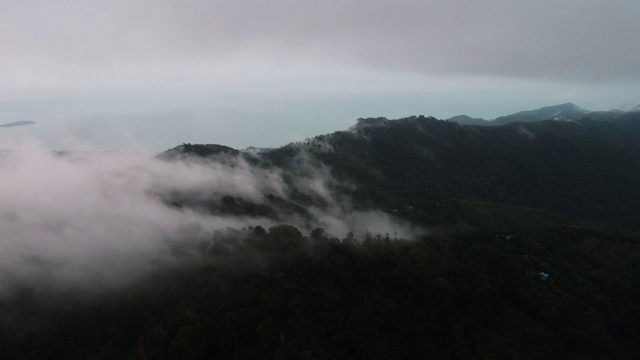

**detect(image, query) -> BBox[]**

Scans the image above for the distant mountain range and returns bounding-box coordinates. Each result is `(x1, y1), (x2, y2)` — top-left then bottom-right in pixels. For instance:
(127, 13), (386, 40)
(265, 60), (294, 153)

(0, 120), (36, 128)
(446, 102), (640, 125)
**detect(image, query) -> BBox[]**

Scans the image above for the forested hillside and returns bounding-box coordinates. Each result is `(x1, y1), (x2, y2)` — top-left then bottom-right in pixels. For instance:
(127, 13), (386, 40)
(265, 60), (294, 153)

(264, 114), (640, 232)
(2, 226), (639, 359)
(2, 112), (640, 359)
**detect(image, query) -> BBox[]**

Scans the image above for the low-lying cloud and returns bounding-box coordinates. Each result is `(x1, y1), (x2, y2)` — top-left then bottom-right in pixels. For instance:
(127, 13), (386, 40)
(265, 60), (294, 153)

(0, 141), (416, 295)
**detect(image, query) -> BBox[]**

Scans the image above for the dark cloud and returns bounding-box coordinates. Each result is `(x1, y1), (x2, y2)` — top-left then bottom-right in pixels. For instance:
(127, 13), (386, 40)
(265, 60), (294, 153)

(1, 0), (638, 83)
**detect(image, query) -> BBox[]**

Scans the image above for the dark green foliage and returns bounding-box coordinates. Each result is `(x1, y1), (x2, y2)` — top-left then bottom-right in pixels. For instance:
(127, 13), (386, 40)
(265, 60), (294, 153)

(156, 114), (640, 232)
(286, 114), (640, 231)
(1, 226), (639, 359)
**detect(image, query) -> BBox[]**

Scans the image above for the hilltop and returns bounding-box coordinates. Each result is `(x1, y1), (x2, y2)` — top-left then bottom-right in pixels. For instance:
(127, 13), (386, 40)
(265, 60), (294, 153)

(164, 111), (640, 233)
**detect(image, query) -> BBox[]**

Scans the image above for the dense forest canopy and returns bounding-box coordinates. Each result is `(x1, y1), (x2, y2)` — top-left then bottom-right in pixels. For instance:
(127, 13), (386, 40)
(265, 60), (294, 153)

(2, 108), (640, 359)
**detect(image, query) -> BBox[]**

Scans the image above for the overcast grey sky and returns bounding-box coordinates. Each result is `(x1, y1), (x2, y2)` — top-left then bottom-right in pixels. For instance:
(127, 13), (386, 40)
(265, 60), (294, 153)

(1, 0), (639, 150)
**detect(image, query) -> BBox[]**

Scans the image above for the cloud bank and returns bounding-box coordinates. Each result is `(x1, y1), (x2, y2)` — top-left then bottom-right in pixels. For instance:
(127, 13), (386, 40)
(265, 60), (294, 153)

(0, 141), (415, 295)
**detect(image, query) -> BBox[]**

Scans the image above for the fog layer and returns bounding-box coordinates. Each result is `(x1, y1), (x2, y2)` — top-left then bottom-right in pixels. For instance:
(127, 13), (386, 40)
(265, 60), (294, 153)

(0, 141), (415, 294)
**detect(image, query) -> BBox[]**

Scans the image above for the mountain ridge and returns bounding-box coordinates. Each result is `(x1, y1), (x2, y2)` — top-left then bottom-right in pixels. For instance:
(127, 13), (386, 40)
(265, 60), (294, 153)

(446, 102), (595, 125)
(0, 120), (36, 128)
(162, 111), (640, 233)
(446, 114), (490, 126)
(493, 102), (588, 124)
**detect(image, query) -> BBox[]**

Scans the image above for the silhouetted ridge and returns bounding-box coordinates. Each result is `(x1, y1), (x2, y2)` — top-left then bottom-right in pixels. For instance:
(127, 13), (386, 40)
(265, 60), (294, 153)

(0, 120), (36, 128)
(446, 114), (489, 126)
(157, 143), (240, 160)
(493, 102), (589, 124)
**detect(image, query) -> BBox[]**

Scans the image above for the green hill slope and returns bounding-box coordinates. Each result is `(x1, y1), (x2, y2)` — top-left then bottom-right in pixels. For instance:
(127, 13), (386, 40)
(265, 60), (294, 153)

(260, 114), (640, 232)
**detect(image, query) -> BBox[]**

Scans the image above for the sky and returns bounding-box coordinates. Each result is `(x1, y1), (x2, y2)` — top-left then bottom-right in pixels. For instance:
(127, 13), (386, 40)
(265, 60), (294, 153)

(1, 0), (639, 151)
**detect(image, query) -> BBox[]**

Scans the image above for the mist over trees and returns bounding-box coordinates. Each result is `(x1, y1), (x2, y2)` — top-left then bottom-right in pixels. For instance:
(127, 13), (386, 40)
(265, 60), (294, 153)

(1, 109), (640, 358)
